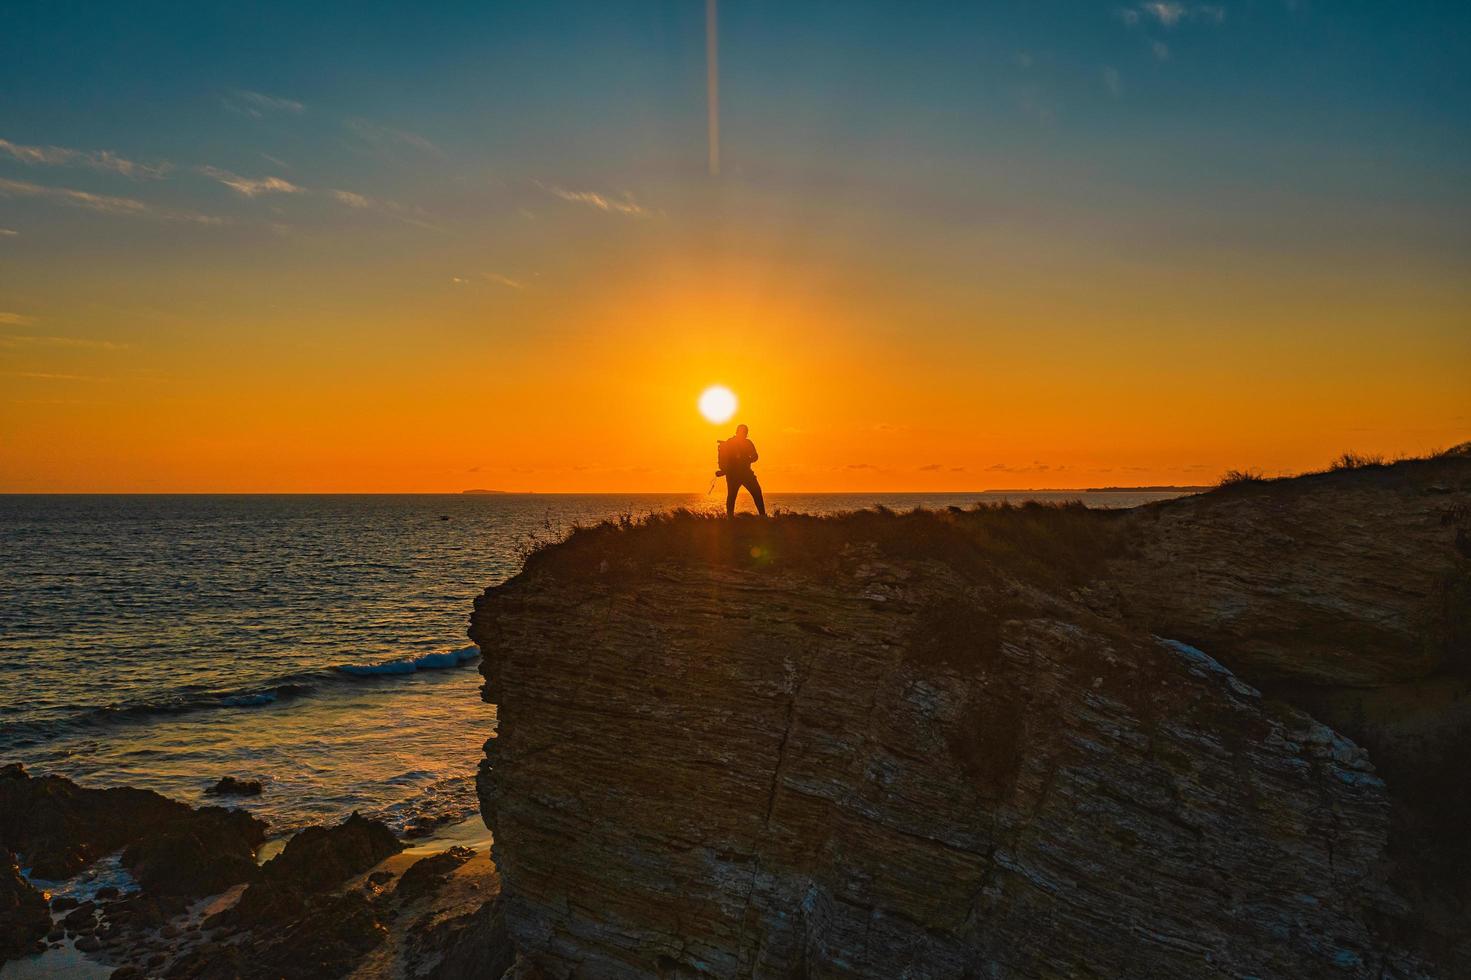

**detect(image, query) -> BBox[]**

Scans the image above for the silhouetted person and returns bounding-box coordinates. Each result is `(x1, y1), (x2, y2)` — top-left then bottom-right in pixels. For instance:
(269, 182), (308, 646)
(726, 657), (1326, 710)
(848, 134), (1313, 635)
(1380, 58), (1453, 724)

(717, 424), (765, 517)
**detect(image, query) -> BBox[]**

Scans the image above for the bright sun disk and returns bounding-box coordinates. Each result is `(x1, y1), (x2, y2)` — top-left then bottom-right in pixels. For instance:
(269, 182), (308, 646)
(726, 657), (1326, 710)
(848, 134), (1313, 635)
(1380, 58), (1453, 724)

(698, 385), (737, 424)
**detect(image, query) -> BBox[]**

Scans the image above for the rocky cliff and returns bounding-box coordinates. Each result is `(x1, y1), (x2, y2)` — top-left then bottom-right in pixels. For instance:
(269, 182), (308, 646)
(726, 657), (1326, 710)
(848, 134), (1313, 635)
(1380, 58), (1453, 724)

(470, 454), (1471, 979)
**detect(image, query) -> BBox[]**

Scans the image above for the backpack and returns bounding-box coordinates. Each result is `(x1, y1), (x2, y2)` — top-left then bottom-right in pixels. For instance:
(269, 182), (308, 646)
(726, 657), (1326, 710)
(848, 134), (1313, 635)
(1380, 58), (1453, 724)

(716, 439), (740, 475)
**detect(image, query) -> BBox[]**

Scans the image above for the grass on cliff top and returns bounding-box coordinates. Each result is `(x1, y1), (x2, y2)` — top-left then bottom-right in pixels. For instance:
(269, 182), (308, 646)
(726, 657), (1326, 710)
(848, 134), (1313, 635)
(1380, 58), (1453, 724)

(518, 501), (1126, 590)
(1214, 441), (1470, 489)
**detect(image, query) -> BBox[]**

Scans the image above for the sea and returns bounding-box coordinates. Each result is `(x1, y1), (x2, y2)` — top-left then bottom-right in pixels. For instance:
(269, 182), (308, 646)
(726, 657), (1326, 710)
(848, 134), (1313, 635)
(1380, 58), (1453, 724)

(0, 491), (1186, 845)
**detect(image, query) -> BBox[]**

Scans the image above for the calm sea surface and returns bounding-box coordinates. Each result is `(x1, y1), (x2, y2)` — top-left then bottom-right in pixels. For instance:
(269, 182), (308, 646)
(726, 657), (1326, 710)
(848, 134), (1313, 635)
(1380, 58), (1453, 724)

(0, 491), (1185, 839)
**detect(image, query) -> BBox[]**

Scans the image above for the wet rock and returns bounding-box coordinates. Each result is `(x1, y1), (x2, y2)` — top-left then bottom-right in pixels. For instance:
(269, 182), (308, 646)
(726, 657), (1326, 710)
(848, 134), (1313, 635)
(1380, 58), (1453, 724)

(51, 895), (79, 912)
(76, 934), (101, 952)
(260, 813), (402, 893)
(366, 870), (395, 886)
(0, 764), (267, 887)
(94, 885), (119, 900)
(198, 890), (388, 979)
(205, 777), (263, 797)
(1, 850), (51, 962)
(107, 892), (167, 930)
(61, 901), (96, 930)
(394, 846), (474, 903)
(110, 967), (142, 980)
(121, 805), (266, 897)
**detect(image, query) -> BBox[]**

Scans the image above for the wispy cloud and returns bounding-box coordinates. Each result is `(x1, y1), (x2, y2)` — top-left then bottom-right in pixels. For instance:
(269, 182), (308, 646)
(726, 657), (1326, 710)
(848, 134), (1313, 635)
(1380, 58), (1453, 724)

(224, 89), (305, 118)
(0, 227), (16, 236)
(326, 187), (441, 231)
(540, 183), (650, 217)
(0, 176), (223, 224)
(1119, 3), (1225, 27)
(3, 371), (102, 381)
(485, 273), (525, 289)
(1103, 66), (1123, 97)
(199, 166), (302, 197)
(918, 463), (943, 471)
(0, 333), (129, 351)
(345, 119), (442, 157)
(0, 137), (171, 179)
(0, 312), (37, 326)
(1151, 40), (1171, 60)
(329, 189), (372, 208)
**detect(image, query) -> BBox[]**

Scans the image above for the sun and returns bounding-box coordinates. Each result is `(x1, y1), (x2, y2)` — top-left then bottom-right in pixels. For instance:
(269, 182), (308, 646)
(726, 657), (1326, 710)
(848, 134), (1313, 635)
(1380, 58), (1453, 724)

(698, 385), (737, 424)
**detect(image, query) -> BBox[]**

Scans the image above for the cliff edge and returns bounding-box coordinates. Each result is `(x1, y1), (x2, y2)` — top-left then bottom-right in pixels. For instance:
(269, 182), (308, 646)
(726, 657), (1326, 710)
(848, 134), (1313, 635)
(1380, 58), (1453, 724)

(470, 453), (1470, 978)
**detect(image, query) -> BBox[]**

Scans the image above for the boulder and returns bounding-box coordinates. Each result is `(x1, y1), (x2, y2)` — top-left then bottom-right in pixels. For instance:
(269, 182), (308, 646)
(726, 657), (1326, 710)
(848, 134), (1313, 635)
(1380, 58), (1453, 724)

(0, 764), (267, 890)
(259, 812), (401, 893)
(205, 777), (263, 797)
(394, 846), (474, 903)
(0, 850), (50, 962)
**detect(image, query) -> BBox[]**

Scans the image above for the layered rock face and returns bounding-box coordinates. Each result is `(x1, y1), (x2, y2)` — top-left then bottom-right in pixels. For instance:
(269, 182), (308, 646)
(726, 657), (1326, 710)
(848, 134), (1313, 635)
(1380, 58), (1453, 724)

(1112, 457), (1471, 688)
(472, 455), (1470, 978)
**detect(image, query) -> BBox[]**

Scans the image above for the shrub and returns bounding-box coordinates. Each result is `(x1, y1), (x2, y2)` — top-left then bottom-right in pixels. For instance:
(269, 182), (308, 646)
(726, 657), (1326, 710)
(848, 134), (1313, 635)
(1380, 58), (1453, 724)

(1329, 451), (1387, 471)
(1217, 468), (1265, 486)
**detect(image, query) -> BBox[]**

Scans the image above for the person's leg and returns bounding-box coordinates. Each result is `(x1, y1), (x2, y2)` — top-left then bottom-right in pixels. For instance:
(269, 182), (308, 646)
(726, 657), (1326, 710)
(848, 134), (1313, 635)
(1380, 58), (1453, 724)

(725, 475), (739, 517)
(745, 475), (766, 516)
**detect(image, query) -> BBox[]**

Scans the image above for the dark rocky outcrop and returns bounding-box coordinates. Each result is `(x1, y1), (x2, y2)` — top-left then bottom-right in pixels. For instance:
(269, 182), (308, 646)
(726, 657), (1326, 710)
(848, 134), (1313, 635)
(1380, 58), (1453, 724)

(262, 812), (402, 893)
(173, 889), (388, 980)
(1, 850), (51, 962)
(409, 899), (515, 980)
(0, 764), (267, 895)
(208, 812), (402, 934)
(206, 777), (264, 797)
(471, 453), (1471, 978)
(395, 846), (475, 903)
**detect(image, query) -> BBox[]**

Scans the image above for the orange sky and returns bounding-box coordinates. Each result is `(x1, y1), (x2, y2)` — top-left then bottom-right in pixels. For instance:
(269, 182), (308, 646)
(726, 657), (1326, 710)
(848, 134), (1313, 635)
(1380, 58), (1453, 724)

(2, 5), (1468, 492)
(3, 223), (1466, 492)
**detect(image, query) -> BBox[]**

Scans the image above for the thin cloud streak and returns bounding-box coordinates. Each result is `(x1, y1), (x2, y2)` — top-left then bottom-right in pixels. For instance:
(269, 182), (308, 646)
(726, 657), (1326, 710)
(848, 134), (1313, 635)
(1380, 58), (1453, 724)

(539, 183), (650, 217)
(329, 189), (372, 208)
(224, 89), (305, 117)
(3, 371), (103, 381)
(0, 176), (223, 223)
(199, 166), (302, 197)
(0, 137), (171, 178)
(0, 312), (37, 326)
(1, 334), (130, 351)
(1119, 3), (1226, 28)
(344, 119), (442, 157)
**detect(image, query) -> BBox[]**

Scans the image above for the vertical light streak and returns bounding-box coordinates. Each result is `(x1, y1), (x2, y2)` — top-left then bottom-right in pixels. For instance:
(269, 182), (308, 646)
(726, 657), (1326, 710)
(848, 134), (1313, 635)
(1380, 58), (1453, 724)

(707, 0), (720, 177)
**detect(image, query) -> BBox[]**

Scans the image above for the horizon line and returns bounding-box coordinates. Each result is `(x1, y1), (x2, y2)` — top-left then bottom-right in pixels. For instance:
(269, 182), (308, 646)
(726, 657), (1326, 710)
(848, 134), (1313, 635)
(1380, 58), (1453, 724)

(0, 486), (1212, 497)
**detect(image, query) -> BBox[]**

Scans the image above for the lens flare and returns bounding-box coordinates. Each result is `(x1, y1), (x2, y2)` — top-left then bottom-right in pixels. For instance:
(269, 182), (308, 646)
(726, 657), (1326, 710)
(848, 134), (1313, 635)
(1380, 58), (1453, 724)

(698, 385), (737, 424)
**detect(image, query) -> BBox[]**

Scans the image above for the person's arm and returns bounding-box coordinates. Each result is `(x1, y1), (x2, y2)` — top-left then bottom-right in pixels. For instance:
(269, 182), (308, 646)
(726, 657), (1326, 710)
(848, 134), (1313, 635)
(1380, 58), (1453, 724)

(747, 441), (759, 464)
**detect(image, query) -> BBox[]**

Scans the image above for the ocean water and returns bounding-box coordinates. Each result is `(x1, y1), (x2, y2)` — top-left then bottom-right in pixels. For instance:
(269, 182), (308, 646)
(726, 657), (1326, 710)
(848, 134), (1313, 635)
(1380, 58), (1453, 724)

(0, 490), (1185, 840)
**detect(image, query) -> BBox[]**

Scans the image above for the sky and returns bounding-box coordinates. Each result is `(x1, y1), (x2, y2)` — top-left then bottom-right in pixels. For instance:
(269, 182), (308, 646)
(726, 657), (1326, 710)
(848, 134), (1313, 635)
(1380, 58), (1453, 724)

(1, 0), (1468, 492)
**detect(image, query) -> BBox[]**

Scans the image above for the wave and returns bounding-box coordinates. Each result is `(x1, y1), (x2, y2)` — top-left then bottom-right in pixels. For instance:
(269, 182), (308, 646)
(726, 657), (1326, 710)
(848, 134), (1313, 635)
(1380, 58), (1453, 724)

(336, 645), (480, 677)
(0, 646), (481, 746)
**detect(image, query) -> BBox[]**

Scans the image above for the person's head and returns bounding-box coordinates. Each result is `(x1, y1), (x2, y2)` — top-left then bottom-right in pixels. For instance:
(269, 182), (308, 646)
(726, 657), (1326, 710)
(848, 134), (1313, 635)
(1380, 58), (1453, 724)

(735, 424), (748, 438)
